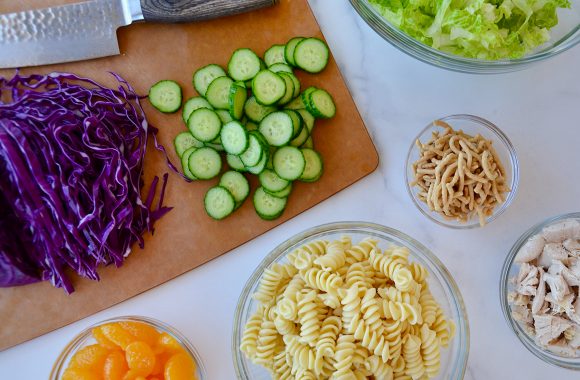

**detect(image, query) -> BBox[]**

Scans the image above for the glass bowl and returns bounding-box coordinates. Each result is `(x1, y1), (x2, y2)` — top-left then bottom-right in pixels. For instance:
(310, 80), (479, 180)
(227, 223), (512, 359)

(50, 315), (206, 379)
(232, 221), (469, 379)
(500, 212), (580, 370)
(405, 114), (519, 229)
(349, 0), (580, 74)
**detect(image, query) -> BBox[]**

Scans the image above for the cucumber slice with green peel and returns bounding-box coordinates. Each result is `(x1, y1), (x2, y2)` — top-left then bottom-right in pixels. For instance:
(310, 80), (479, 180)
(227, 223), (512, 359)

(244, 96), (276, 122)
(193, 64), (226, 97)
(301, 87), (318, 113)
(294, 38), (329, 73)
(284, 96), (305, 110)
(264, 183), (292, 198)
(216, 109), (234, 124)
(148, 80), (182, 113)
(240, 133), (264, 167)
(182, 97), (212, 123)
(220, 121), (248, 155)
(301, 136), (314, 149)
(251, 130), (269, 150)
(226, 154), (246, 172)
(253, 187), (287, 220)
(219, 171), (250, 205)
(308, 89), (336, 118)
(283, 109), (303, 138)
(187, 108), (222, 142)
(181, 147), (198, 180)
(245, 121), (258, 131)
(290, 123), (309, 147)
(252, 70), (286, 106)
(188, 147), (222, 180)
(204, 186), (235, 220)
(205, 142), (224, 152)
(264, 44), (287, 67)
(284, 37), (305, 66)
(228, 48), (261, 81)
(277, 72), (295, 105)
(288, 73), (301, 98)
(299, 148), (323, 182)
(259, 111), (294, 147)
(206, 76), (234, 109)
(247, 150), (268, 175)
(229, 82), (247, 120)
(273, 146), (305, 181)
(174, 132), (203, 157)
(296, 109), (315, 132)
(259, 169), (290, 192)
(268, 63), (293, 74)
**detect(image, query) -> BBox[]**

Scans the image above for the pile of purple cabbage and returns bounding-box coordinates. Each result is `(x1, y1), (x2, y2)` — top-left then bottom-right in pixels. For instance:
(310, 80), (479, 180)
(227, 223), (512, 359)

(0, 72), (172, 293)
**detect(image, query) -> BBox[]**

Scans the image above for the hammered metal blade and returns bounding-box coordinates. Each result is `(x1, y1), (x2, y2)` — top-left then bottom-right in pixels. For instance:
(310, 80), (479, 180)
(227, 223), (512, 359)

(0, 0), (132, 68)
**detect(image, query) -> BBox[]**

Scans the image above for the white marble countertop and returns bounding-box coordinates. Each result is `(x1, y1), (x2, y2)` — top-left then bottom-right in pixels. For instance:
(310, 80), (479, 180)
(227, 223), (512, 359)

(2, 1), (580, 379)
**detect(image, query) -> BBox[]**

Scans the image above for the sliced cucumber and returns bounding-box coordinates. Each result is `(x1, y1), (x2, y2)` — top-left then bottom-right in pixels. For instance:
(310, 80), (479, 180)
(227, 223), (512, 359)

(299, 148), (323, 182)
(245, 121), (258, 131)
(193, 64), (226, 97)
(273, 146), (305, 181)
(264, 183), (292, 198)
(187, 108), (222, 142)
(288, 73), (301, 98)
(221, 121), (248, 155)
(277, 72), (295, 105)
(301, 136), (314, 149)
(253, 187), (287, 220)
(268, 63), (293, 74)
(301, 87), (318, 114)
(239, 133), (264, 167)
(205, 142), (225, 152)
(284, 96), (305, 110)
(252, 70), (286, 106)
(229, 82), (247, 120)
(308, 89), (336, 118)
(216, 109), (234, 124)
(228, 48), (261, 81)
(259, 169), (289, 193)
(264, 44), (287, 67)
(244, 96), (276, 123)
(149, 80), (182, 113)
(296, 109), (315, 133)
(290, 123), (309, 147)
(188, 147), (222, 180)
(284, 37), (305, 66)
(181, 147), (198, 180)
(206, 76), (234, 109)
(247, 150), (268, 175)
(204, 186), (235, 220)
(182, 97), (212, 123)
(259, 111), (294, 147)
(174, 131), (203, 157)
(219, 171), (250, 205)
(226, 154), (246, 172)
(294, 38), (329, 74)
(283, 109), (303, 138)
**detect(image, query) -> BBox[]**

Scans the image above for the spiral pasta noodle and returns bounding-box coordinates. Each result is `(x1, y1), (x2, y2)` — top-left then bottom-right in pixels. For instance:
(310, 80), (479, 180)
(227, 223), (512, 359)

(240, 236), (455, 379)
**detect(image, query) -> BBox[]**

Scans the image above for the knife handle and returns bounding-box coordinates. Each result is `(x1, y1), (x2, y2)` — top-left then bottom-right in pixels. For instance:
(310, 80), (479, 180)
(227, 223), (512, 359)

(140, 0), (278, 23)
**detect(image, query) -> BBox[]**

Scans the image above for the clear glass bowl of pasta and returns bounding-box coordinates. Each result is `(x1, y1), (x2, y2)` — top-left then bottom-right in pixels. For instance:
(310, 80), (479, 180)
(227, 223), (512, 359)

(405, 114), (520, 229)
(232, 221), (469, 379)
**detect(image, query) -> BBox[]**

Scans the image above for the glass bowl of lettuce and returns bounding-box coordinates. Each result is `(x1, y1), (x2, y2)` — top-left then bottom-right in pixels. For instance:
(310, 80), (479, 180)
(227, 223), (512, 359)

(350, 0), (580, 73)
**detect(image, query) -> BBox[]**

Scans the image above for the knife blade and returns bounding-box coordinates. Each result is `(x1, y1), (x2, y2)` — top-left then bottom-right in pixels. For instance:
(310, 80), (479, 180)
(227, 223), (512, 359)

(0, 0), (277, 69)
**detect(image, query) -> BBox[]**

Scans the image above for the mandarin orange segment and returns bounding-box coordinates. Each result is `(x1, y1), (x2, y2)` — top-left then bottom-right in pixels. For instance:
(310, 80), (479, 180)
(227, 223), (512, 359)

(101, 323), (138, 350)
(150, 352), (172, 376)
(148, 377), (161, 380)
(103, 350), (129, 380)
(125, 341), (156, 376)
(62, 367), (101, 380)
(119, 322), (160, 347)
(93, 326), (119, 350)
(156, 332), (184, 354)
(164, 352), (196, 380)
(68, 344), (109, 370)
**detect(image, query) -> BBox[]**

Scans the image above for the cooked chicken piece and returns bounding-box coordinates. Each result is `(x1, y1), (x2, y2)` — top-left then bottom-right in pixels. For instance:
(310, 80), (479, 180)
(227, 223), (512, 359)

(534, 314), (574, 346)
(544, 273), (571, 302)
(512, 305), (533, 325)
(532, 268), (546, 315)
(547, 260), (566, 276)
(563, 238), (580, 252)
(516, 263), (539, 296)
(513, 293), (531, 307)
(515, 234), (546, 263)
(546, 338), (578, 357)
(542, 219), (580, 243)
(561, 260), (580, 287)
(545, 292), (575, 315)
(539, 243), (569, 268)
(565, 325), (580, 348)
(567, 297), (580, 325)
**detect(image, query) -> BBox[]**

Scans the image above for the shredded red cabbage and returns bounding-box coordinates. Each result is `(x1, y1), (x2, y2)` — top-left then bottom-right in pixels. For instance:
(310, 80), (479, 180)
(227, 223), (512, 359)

(0, 71), (174, 293)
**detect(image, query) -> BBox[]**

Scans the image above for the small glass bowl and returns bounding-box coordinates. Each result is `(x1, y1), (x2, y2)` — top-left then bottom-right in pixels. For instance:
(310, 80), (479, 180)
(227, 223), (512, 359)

(50, 315), (206, 379)
(500, 212), (580, 370)
(232, 221), (469, 379)
(349, 0), (580, 74)
(405, 114), (520, 229)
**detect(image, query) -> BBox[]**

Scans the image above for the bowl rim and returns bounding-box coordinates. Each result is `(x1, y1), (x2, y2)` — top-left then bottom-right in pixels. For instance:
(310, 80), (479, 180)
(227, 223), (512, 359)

(349, 0), (580, 73)
(232, 221), (470, 379)
(500, 212), (580, 370)
(405, 114), (520, 230)
(49, 315), (207, 379)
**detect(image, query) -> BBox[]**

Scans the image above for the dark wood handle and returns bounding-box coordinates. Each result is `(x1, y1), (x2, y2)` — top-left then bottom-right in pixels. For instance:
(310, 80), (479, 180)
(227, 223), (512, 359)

(141, 0), (278, 23)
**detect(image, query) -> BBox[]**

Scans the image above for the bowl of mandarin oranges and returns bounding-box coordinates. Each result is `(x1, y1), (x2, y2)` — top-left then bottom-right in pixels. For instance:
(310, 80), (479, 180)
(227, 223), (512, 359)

(50, 316), (206, 380)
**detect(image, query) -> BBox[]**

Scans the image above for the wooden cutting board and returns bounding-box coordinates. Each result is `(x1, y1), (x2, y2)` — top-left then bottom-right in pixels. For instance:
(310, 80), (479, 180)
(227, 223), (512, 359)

(0, 0), (378, 351)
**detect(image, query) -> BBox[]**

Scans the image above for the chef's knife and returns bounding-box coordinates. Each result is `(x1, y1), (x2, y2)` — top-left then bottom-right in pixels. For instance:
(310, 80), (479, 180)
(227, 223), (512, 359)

(0, 0), (278, 68)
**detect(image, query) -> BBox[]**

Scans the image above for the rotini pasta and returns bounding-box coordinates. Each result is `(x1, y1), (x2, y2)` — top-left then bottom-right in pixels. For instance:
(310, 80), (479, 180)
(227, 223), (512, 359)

(240, 236), (455, 379)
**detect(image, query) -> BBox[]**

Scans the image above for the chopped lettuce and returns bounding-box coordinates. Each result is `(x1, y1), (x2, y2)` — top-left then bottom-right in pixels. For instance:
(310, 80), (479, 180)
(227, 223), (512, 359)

(368, 0), (571, 59)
